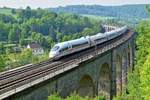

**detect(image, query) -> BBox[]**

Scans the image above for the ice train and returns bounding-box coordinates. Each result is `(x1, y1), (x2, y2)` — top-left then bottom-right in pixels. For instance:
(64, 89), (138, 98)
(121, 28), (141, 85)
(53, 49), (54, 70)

(49, 26), (128, 59)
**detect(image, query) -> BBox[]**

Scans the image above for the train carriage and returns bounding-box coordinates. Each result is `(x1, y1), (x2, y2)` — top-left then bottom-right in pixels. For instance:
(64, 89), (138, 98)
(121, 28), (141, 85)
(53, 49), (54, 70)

(49, 37), (90, 59)
(49, 26), (128, 59)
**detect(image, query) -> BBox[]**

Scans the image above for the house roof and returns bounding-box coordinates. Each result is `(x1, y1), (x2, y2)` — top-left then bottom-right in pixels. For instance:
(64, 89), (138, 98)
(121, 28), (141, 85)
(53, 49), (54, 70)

(28, 42), (42, 49)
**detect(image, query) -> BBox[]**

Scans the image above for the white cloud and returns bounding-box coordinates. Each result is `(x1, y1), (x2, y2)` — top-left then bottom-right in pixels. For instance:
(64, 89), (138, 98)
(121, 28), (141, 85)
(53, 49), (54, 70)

(0, 0), (149, 9)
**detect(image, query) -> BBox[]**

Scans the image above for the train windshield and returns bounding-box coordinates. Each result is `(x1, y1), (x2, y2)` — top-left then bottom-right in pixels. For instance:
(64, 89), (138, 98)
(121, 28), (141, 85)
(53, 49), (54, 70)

(51, 46), (60, 51)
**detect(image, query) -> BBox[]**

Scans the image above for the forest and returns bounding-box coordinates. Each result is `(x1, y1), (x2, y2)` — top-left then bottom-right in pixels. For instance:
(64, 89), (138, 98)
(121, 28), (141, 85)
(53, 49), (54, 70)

(49, 4), (150, 28)
(0, 7), (103, 71)
(49, 4), (149, 19)
(0, 7), (103, 47)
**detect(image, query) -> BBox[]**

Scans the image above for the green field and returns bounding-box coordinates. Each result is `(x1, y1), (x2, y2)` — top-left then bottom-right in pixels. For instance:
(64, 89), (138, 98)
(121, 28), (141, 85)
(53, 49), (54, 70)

(80, 14), (115, 20)
(0, 8), (12, 15)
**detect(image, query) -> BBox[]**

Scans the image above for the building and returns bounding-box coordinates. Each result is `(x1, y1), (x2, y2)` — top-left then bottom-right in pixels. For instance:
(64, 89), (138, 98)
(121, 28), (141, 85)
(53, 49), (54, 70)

(27, 42), (44, 55)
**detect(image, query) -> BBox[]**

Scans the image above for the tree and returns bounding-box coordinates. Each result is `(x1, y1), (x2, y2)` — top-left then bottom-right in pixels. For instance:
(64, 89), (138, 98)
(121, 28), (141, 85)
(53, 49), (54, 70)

(0, 22), (9, 41)
(62, 35), (70, 42)
(8, 24), (20, 43)
(11, 9), (16, 14)
(8, 29), (15, 43)
(145, 5), (150, 15)
(0, 55), (5, 66)
(19, 30), (26, 45)
(56, 31), (63, 42)
(140, 52), (150, 99)
(19, 49), (32, 65)
(0, 42), (4, 54)
(0, 55), (5, 71)
(46, 36), (54, 48)
(82, 28), (95, 36)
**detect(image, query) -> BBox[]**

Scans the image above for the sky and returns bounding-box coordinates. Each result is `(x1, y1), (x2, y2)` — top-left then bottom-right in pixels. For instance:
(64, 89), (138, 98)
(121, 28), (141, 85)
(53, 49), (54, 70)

(0, 0), (150, 9)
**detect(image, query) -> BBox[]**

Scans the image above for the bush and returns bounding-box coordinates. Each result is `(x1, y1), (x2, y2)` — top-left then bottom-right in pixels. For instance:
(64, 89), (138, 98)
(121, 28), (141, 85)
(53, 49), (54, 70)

(48, 93), (105, 100)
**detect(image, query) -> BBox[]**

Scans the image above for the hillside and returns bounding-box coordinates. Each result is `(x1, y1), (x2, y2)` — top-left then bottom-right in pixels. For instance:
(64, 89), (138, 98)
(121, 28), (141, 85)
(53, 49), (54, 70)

(49, 4), (149, 19)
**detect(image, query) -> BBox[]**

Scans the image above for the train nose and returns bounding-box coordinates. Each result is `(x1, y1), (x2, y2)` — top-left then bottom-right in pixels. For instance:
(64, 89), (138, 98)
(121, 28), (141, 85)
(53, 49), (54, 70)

(49, 51), (58, 58)
(49, 54), (54, 58)
(49, 53), (55, 58)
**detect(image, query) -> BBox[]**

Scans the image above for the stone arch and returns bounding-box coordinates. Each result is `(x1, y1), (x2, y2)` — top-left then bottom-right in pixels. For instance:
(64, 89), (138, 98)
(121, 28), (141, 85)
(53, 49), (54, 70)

(78, 74), (95, 97)
(98, 63), (111, 99)
(116, 55), (122, 95)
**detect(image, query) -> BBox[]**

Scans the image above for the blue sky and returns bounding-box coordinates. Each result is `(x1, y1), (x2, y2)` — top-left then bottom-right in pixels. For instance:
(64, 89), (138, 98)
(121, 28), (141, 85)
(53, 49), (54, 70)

(0, 0), (150, 9)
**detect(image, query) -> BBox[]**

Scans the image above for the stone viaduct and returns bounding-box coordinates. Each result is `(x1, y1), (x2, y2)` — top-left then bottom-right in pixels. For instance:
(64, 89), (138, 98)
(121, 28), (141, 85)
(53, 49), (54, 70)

(5, 30), (135, 100)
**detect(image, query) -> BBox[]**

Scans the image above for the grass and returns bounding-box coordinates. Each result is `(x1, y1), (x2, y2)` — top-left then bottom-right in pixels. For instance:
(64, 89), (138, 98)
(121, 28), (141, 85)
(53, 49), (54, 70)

(81, 14), (144, 22)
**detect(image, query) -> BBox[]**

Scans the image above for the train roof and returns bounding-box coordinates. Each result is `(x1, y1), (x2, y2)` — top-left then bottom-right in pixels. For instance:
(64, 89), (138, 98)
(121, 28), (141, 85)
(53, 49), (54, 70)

(54, 37), (88, 49)
(106, 26), (127, 35)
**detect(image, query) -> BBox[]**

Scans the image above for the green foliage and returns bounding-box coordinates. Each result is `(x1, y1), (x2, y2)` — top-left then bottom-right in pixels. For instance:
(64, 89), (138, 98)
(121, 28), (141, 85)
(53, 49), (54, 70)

(0, 22), (10, 41)
(115, 6), (150, 100)
(0, 55), (5, 70)
(66, 93), (90, 100)
(140, 52), (150, 99)
(93, 96), (105, 100)
(0, 42), (4, 53)
(0, 7), (102, 48)
(0, 48), (49, 71)
(145, 5), (150, 15)
(50, 5), (149, 19)
(19, 49), (32, 64)
(0, 7), (103, 72)
(8, 24), (20, 43)
(82, 28), (95, 36)
(32, 52), (49, 64)
(48, 94), (61, 100)
(48, 93), (105, 100)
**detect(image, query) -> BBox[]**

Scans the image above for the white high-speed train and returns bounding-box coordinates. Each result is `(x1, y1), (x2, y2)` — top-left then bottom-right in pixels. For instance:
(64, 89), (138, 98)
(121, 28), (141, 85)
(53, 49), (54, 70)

(49, 26), (127, 59)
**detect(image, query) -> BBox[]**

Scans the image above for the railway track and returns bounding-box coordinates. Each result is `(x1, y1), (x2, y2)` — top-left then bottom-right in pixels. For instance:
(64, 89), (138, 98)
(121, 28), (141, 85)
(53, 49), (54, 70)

(0, 59), (54, 80)
(0, 29), (134, 98)
(0, 60), (74, 94)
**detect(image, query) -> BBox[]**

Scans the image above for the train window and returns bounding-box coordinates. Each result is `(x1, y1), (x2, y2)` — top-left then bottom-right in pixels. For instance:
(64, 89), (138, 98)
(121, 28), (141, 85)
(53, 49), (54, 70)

(95, 37), (106, 41)
(60, 47), (68, 52)
(51, 46), (59, 51)
(72, 42), (88, 48)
